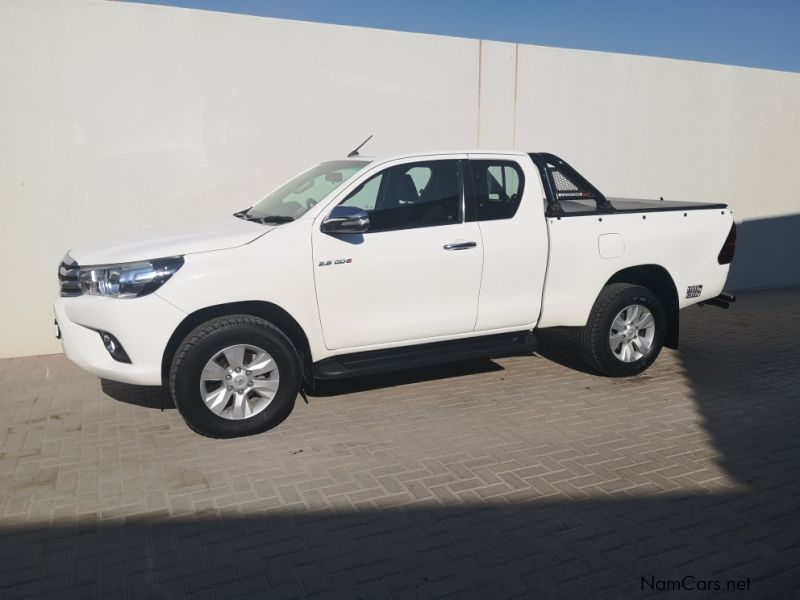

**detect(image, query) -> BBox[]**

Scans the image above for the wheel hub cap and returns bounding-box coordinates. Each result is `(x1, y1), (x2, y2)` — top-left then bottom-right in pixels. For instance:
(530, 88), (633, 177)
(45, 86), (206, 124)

(199, 344), (280, 420)
(609, 304), (655, 363)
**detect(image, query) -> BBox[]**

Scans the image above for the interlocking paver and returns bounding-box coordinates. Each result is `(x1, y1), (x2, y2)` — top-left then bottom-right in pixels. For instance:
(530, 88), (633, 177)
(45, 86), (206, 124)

(0, 288), (799, 598)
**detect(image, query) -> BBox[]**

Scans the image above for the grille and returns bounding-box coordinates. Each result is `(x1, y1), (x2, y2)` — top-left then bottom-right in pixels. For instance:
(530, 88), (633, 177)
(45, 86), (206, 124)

(58, 261), (81, 297)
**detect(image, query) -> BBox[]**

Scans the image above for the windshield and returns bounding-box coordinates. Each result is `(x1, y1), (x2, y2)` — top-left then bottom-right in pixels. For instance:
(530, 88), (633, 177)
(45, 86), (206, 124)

(245, 160), (369, 221)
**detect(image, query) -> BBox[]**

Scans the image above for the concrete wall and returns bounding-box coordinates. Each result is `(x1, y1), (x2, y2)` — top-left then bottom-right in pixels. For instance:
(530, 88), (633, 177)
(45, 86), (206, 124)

(1, 0), (798, 358)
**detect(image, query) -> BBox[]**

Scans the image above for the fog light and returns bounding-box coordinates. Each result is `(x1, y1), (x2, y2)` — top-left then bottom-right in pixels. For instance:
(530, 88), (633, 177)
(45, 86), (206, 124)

(98, 331), (131, 363)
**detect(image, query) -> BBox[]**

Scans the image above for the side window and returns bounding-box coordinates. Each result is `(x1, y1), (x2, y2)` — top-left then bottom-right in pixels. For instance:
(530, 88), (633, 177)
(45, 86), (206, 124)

(340, 160), (461, 232)
(342, 175), (382, 210)
(406, 166), (432, 193)
(471, 160), (525, 221)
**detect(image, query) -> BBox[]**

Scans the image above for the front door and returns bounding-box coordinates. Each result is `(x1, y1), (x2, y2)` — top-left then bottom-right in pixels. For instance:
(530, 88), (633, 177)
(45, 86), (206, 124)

(312, 158), (483, 351)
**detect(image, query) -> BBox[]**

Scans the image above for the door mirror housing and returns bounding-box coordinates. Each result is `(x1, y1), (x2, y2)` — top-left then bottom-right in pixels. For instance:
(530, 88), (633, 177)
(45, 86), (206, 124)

(321, 206), (370, 234)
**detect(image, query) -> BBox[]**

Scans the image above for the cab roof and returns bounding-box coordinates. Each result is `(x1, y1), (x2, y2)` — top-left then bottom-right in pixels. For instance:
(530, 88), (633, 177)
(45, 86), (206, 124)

(341, 149), (530, 164)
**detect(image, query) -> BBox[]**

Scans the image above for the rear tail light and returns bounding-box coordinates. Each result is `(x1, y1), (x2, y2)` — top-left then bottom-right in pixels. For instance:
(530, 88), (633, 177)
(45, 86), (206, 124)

(718, 222), (737, 265)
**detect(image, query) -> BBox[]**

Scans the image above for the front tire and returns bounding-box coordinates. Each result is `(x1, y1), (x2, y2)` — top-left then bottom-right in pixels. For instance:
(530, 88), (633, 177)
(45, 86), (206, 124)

(169, 315), (300, 438)
(580, 283), (665, 377)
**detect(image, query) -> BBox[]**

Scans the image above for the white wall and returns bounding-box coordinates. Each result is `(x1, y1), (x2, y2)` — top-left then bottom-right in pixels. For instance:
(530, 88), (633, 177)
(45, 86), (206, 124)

(1, 0), (798, 358)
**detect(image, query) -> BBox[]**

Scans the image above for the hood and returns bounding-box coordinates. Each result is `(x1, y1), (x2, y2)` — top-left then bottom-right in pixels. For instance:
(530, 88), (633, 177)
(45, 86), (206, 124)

(68, 217), (274, 265)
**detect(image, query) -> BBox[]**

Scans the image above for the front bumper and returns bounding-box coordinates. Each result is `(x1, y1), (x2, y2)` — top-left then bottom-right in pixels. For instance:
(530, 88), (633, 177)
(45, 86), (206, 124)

(53, 293), (186, 386)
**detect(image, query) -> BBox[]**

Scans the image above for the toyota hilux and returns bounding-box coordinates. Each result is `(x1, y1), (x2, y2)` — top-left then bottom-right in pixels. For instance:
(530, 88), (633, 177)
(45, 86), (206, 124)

(55, 151), (737, 437)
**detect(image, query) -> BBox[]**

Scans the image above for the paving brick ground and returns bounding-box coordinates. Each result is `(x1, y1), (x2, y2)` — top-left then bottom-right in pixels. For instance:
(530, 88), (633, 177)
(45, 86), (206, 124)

(0, 288), (798, 599)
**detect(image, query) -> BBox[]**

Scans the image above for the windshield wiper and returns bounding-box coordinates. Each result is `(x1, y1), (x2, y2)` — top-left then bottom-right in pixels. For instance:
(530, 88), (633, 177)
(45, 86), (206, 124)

(246, 215), (295, 224)
(233, 209), (293, 224)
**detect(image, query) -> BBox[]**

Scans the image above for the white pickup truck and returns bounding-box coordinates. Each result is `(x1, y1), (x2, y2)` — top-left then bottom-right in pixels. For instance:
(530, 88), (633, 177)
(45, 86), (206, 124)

(55, 151), (737, 437)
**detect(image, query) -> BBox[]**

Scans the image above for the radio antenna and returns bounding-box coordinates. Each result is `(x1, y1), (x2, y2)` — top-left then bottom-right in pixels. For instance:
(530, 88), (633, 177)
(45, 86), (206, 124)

(348, 134), (373, 157)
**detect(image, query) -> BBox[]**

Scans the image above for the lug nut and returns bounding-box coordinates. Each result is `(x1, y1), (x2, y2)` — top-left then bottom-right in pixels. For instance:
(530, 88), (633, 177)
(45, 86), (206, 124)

(236, 367), (241, 373)
(248, 381), (253, 386)
(227, 386), (233, 391)
(237, 389), (244, 394)
(226, 375), (231, 380)
(246, 371), (252, 375)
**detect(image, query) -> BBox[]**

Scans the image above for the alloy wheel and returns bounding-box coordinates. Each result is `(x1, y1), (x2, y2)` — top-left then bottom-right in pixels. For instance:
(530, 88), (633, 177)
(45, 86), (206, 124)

(608, 304), (655, 363)
(199, 344), (280, 420)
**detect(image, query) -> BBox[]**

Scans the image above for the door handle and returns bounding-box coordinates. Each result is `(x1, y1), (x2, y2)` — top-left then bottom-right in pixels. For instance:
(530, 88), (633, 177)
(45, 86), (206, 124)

(443, 241), (477, 251)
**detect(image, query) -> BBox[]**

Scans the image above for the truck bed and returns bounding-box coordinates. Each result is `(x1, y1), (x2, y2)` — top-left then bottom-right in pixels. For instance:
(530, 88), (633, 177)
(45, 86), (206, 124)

(559, 197), (728, 215)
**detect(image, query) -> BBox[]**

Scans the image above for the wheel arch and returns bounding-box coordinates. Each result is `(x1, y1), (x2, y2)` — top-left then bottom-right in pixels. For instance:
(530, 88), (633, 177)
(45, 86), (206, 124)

(604, 264), (680, 349)
(162, 301), (313, 385)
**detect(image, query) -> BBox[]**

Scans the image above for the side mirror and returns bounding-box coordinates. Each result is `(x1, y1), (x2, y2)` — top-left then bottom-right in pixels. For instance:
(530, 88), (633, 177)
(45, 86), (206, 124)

(321, 206), (370, 234)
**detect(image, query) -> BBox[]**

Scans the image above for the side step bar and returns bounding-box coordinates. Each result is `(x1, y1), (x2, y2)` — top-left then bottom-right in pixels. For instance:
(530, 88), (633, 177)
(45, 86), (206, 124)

(313, 332), (537, 380)
(698, 292), (737, 310)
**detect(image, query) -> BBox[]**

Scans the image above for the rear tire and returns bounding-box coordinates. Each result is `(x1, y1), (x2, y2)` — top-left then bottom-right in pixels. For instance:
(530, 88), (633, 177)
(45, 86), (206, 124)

(169, 315), (300, 438)
(580, 283), (665, 377)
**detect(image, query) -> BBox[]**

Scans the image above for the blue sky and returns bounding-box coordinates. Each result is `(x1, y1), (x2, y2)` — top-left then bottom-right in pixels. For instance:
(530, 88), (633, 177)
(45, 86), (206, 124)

(127, 0), (800, 73)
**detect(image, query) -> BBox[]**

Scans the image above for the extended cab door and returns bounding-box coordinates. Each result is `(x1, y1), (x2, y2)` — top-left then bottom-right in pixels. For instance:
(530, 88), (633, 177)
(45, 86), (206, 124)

(312, 157), (482, 351)
(466, 154), (549, 331)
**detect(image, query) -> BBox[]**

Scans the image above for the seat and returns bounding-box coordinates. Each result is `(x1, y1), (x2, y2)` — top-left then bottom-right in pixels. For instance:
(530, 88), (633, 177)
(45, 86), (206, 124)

(383, 173), (419, 209)
(419, 167), (459, 225)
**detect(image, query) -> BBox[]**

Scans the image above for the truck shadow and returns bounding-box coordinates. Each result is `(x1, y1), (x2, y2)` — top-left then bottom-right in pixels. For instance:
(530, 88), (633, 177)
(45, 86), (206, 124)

(725, 212), (800, 291)
(676, 289), (800, 495)
(100, 378), (174, 410)
(531, 327), (597, 375)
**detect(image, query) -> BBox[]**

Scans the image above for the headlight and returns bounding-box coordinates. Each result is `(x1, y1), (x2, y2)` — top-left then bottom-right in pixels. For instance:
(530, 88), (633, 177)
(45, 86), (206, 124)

(78, 256), (184, 298)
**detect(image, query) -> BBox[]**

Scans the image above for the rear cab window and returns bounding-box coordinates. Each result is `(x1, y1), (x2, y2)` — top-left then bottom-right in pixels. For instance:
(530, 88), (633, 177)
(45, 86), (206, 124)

(469, 160), (525, 221)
